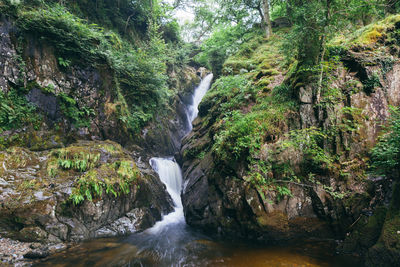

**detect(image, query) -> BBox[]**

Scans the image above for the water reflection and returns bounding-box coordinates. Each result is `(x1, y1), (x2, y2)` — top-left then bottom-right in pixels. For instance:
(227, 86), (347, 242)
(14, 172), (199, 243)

(35, 233), (362, 267)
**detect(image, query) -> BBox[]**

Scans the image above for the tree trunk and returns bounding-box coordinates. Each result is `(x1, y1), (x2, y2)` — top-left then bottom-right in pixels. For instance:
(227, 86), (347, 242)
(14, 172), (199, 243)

(262, 0), (272, 38)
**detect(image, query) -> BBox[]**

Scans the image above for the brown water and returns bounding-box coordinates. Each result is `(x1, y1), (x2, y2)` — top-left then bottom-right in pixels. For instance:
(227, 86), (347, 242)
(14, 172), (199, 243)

(34, 223), (362, 267)
(33, 157), (361, 267)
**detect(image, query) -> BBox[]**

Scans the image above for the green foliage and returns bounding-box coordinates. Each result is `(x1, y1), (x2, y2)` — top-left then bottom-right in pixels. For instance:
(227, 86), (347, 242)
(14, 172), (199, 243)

(10, 2), (170, 133)
(340, 107), (366, 132)
(57, 57), (71, 68)
(0, 89), (42, 132)
(55, 149), (100, 172)
(196, 26), (258, 76)
(41, 84), (55, 95)
(363, 72), (382, 94)
(69, 160), (140, 205)
(371, 107), (400, 176)
(213, 110), (263, 161)
(58, 93), (93, 128)
(201, 75), (254, 114)
(284, 127), (334, 171)
(332, 14), (400, 49)
(17, 4), (105, 62)
(207, 75), (295, 166)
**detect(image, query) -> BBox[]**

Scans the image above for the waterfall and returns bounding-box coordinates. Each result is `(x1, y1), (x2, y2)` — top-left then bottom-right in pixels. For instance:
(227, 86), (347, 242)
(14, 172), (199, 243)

(147, 73), (213, 235)
(149, 158), (183, 207)
(147, 158), (184, 234)
(186, 73), (214, 130)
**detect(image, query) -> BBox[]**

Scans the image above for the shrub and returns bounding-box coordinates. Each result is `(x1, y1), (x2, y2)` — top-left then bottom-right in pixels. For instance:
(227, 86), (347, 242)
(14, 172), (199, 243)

(0, 89), (41, 132)
(371, 107), (400, 176)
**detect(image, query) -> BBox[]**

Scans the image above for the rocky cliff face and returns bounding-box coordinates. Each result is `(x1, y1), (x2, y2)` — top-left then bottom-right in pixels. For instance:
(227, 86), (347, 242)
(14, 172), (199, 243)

(141, 67), (206, 157)
(0, 16), (126, 148)
(0, 10), (201, 263)
(180, 17), (400, 265)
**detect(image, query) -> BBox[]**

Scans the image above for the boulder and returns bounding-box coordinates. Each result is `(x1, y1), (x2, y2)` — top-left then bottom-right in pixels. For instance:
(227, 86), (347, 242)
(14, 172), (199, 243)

(0, 140), (173, 245)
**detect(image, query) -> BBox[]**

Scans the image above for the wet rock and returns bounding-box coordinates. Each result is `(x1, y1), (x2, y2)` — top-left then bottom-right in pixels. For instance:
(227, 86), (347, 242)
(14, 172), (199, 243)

(0, 235), (32, 266)
(19, 227), (48, 243)
(0, 141), (173, 246)
(365, 183), (400, 267)
(142, 66), (202, 156)
(26, 88), (60, 120)
(272, 17), (291, 28)
(181, 58), (400, 248)
(24, 248), (49, 259)
(299, 86), (313, 104)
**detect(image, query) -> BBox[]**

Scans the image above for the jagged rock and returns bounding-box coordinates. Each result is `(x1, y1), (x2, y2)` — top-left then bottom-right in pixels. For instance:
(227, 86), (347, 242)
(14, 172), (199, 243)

(0, 140), (174, 245)
(142, 66), (202, 156)
(0, 16), (139, 149)
(181, 52), (400, 251)
(272, 17), (291, 28)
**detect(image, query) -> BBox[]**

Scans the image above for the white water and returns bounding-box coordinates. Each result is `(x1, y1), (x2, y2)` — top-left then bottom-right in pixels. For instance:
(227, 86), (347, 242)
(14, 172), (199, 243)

(147, 74), (213, 234)
(186, 73), (214, 129)
(147, 158), (184, 234)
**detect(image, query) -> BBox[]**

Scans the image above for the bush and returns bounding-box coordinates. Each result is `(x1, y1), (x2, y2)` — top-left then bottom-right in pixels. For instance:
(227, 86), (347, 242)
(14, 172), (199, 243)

(371, 107), (400, 176)
(0, 89), (41, 132)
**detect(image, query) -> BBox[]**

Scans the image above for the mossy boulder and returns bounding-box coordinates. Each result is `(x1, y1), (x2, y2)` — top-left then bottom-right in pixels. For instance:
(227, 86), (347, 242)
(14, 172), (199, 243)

(0, 140), (173, 244)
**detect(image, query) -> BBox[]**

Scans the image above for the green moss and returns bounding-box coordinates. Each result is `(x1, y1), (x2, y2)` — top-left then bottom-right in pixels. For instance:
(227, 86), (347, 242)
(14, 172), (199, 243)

(58, 93), (93, 128)
(332, 14), (400, 48)
(40, 84), (56, 95)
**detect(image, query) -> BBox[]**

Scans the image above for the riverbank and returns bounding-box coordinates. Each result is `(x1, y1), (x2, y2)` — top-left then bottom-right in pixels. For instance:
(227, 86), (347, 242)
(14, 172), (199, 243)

(0, 235), (32, 266)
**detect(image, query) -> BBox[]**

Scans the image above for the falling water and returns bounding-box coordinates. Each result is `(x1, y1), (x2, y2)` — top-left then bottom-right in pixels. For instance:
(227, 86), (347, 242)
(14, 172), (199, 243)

(186, 73), (214, 130)
(147, 157), (184, 233)
(148, 73), (214, 232)
(146, 74), (214, 227)
(123, 73), (214, 263)
(35, 73), (361, 267)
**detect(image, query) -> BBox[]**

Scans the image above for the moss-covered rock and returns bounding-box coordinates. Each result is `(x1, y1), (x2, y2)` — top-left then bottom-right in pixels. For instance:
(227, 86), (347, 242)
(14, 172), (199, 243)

(0, 140), (173, 244)
(180, 16), (400, 260)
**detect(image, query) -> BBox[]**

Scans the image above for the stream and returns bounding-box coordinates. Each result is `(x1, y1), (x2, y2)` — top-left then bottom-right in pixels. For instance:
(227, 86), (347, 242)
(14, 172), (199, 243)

(35, 74), (362, 267)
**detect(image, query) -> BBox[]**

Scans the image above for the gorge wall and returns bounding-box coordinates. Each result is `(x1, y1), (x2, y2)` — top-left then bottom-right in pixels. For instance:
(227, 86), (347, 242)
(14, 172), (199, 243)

(0, 3), (203, 263)
(180, 16), (400, 266)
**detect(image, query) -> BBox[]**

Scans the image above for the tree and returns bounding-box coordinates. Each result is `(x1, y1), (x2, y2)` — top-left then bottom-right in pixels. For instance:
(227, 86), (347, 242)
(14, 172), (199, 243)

(221, 0), (273, 38)
(261, 0), (272, 38)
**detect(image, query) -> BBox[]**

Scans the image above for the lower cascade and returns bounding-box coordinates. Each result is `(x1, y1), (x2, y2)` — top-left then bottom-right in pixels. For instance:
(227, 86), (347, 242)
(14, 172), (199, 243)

(148, 157), (184, 233)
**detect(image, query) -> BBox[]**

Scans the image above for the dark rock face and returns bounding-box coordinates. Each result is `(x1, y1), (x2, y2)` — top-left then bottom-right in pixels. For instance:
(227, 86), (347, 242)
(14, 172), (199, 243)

(0, 16), (133, 148)
(181, 57), (400, 252)
(271, 17), (291, 28)
(142, 66), (202, 156)
(0, 15), (201, 255)
(0, 141), (173, 244)
(26, 88), (60, 120)
(181, 128), (333, 241)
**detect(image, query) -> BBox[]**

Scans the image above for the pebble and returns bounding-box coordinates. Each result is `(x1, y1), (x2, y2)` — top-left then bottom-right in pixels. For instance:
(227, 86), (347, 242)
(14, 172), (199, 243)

(0, 235), (33, 266)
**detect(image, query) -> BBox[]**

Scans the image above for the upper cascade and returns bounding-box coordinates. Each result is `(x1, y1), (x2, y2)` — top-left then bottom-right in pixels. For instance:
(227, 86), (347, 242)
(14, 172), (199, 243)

(186, 73), (214, 130)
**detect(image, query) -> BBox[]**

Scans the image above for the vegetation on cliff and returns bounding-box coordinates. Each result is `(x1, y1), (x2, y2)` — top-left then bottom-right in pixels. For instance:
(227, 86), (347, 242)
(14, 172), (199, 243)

(180, 2), (400, 263)
(0, 0), (192, 138)
(185, 0), (400, 200)
(1, 0), (400, 265)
